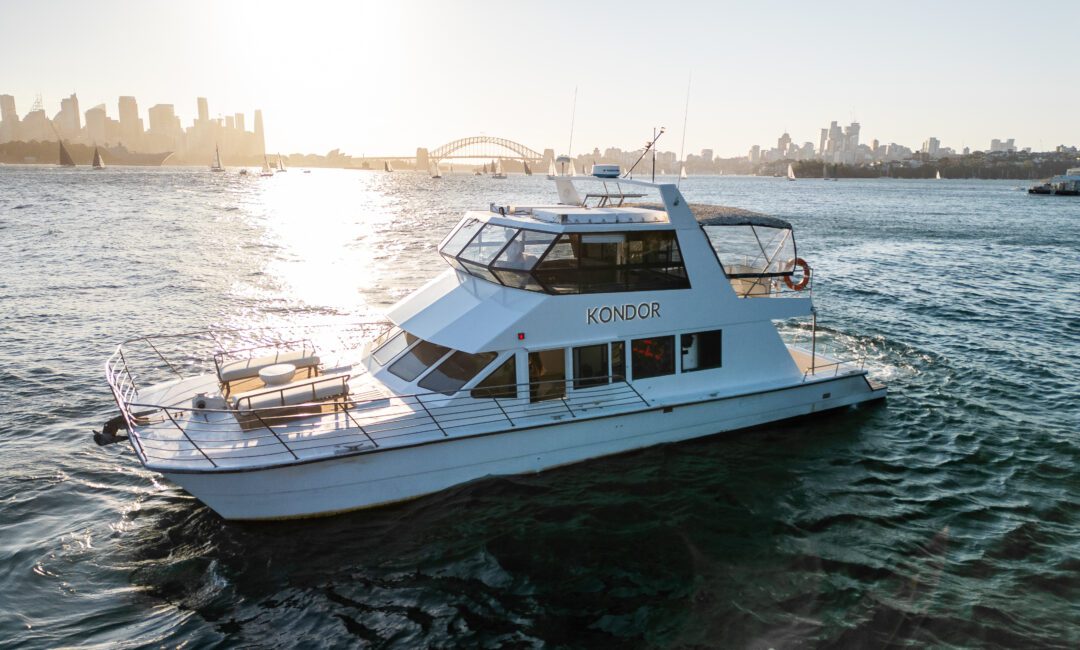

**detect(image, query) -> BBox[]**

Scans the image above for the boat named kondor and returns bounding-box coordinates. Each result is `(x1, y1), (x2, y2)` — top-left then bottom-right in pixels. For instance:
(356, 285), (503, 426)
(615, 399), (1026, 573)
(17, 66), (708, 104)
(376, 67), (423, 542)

(98, 171), (886, 520)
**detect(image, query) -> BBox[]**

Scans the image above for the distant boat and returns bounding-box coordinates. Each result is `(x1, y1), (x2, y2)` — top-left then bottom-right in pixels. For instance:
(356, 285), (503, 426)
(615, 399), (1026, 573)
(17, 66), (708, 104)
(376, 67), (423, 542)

(277, 154), (287, 173)
(431, 161), (442, 179)
(547, 159), (557, 179)
(58, 141), (75, 167)
(384, 161), (394, 173)
(260, 156), (274, 177)
(492, 159), (507, 179)
(787, 163), (796, 181)
(210, 145), (225, 172)
(92, 146), (104, 170)
(680, 165), (688, 180)
(239, 168), (249, 176)
(523, 160), (532, 176)
(936, 170), (942, 180)
(482, 163), (488, 174)
(449, 163), (454, 173)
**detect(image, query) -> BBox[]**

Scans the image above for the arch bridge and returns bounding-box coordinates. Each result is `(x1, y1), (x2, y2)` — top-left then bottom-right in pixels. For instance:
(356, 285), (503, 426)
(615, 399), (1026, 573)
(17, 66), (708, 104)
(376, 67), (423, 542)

(430, 136), (544, 163)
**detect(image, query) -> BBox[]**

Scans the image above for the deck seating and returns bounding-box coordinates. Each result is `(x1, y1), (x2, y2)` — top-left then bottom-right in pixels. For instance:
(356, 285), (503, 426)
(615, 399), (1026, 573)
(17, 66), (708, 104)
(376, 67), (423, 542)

(232, 372), (350, 412)
(215, 346), (320, 395)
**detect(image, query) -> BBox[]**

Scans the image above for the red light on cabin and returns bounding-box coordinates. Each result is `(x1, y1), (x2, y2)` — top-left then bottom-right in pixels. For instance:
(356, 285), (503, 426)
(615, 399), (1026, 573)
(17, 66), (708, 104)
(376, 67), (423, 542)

(517, 332), (525, 340)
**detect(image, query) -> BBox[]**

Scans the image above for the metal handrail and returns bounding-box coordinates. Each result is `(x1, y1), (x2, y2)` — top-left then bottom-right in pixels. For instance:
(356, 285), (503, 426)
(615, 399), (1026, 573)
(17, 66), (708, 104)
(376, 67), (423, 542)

(111, 375), (649, 469)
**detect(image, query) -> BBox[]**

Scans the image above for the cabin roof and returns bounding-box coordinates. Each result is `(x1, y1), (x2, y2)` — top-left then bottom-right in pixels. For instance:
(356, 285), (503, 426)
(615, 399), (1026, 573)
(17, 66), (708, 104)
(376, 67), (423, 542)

(627, 203), (792, 229)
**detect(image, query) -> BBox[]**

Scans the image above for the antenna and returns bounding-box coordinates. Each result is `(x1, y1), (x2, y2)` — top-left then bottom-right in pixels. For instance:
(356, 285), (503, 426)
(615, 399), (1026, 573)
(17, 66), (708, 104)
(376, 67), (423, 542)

(623, 127), (665, 179)
(31, 94), (43, 113)
(677, 73), (691, 188)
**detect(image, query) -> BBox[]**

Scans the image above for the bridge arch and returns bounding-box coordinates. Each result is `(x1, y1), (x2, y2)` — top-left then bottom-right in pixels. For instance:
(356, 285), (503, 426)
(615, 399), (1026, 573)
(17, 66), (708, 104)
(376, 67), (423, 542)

(430, 136), (544, 163)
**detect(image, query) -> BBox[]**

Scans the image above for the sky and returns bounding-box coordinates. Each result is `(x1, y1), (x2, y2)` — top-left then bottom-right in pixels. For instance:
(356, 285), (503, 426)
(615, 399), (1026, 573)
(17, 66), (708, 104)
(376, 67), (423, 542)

(2, 0), (1078, 158)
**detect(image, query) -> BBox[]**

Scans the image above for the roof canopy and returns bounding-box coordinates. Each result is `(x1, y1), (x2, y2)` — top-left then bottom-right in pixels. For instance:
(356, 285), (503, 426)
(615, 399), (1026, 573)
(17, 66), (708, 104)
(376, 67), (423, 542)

(628, 203), (792, 230)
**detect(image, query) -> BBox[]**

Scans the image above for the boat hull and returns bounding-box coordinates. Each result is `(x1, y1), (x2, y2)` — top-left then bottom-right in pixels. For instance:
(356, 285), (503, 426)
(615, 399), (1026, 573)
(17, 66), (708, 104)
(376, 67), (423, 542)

(160, 373), (883, 520)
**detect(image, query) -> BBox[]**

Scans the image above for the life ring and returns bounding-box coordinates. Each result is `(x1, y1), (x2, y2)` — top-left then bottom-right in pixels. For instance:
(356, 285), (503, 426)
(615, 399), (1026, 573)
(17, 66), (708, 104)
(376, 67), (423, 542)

(784, 258), (811, 291)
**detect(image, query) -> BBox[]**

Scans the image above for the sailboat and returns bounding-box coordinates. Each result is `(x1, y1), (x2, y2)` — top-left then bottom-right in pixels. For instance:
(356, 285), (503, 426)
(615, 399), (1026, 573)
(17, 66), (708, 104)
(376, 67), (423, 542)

(260, 156), (274, 177)
(935, 170), (942, 180)
(547, 159), (557, 179)
(58, 141), (76, 167)
(523, 160), (532, 176)
(277, 154), (287, 173)
(680, 165), (688, 180)
(787, 163), (796, 181)
(449, 163), (454, 174)
(568, 162), (576, 177)
(210, 145), (225, 172)
(482, 163), (488, 174)
(92, 146), (105, 170)
(384, 161), (394, 173)
(492, 159), (507, 179)
(431, 161), (442, 179)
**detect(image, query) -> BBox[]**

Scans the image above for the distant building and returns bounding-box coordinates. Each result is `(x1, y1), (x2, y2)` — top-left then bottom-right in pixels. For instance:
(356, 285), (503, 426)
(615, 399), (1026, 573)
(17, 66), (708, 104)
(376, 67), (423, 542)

(921, 137), (941, 157)
(990, 138), (1016, 153)
(0, 94), (17, 143)
(118, 96), (142, 149)
(84, 104), (107, 144)
(197, 97), (209, 123)
(54, 93), (81, 139)
(748, 144), (761, 164)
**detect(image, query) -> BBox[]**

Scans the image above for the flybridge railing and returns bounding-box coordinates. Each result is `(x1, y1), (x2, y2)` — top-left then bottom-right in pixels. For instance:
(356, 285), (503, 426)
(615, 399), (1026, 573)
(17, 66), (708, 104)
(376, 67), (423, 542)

(114, 376), (650, 470)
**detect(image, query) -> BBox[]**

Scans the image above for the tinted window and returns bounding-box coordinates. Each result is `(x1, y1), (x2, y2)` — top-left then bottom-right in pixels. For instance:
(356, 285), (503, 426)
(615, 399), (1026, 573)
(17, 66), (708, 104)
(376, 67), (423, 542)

(471, 356), (518, 399)
(460, 223), (516, 266)
(372, 330), (416, 365)
(532, 231), (690, 294)
(493, 230), (556, 270)
(573, 344), (608, 389)
(529, 349), (566, 402)
(419, 350), (497, 395)
(388, 340), (450, 381)
(440, 218), (483, 256)
(611, 341), (626, 381)
(681, 330), (722, 372)
(631, 336), (676, 379)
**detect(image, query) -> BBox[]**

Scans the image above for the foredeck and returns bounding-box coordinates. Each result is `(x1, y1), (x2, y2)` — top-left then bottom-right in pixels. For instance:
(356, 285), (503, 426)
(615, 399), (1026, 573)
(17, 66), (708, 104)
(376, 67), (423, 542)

(104, 323), (651, 472)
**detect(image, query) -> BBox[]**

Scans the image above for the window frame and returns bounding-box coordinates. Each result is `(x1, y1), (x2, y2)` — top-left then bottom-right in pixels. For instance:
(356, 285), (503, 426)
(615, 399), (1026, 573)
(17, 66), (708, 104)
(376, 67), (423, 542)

(680, 330), (723, 373)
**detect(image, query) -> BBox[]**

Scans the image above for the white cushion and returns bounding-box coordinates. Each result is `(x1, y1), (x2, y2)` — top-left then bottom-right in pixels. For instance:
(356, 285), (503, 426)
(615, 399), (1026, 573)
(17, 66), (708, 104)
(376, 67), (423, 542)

(218, 348), (319, 382)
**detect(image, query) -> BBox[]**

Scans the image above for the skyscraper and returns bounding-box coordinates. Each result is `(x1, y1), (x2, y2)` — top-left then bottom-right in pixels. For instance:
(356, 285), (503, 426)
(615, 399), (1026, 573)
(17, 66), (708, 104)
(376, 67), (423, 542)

(55, 93), (81, 138)
(253, 109), (265, 155)
(118, 96), (141, 148)
(197, 97), (209, 123)
(0, 95), (17, 143)
(234, 112), (245, 132)
(84, 104), (107, 144)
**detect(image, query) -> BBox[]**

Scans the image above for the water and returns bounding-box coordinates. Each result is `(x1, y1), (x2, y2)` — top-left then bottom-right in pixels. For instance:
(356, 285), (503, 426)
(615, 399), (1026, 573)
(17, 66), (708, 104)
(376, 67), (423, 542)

(1, 167), (1077, 647)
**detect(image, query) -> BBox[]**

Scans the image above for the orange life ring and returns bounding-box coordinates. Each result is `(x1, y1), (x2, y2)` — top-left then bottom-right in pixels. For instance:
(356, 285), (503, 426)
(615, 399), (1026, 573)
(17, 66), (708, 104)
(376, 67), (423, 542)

(784, 258), (811, 291)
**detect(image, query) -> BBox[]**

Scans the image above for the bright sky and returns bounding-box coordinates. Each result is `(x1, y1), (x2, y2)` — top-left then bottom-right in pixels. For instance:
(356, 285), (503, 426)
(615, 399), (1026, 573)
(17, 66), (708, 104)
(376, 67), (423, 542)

(2, 0), (1078, 157)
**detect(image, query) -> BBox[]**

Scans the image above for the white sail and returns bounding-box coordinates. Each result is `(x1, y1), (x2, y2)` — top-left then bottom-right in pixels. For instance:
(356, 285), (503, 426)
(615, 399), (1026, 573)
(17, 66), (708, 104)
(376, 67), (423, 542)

(431, 162), (442, 178)
(211, 145), (224, 171)
(277, 154), (286, 172)
(787, 163), (796, 181)
(569, 162), (576, 177)
(680, 165), (688, 179)
(936, 170), (942, 180)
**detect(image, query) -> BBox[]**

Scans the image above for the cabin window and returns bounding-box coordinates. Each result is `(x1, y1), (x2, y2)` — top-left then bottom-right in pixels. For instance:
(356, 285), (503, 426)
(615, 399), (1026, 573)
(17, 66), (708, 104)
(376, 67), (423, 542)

(528, 349), (566, 402)
(372, 330), (417, 365)
(681, 330), (722, 372)
(631, 336), (676, 379)
(533, 231), (690, 294)
(459, 223), (517, 266)
(419, 350), (498, 395)
(471, 356), (518, 399)
(493, 230), (557, 270)
(440, 218), (483, 256)
(612, 341), (626, 381)
(491, 268), (546, 292)
(387, 340), (451, 382)
(573, 344), (609, 389)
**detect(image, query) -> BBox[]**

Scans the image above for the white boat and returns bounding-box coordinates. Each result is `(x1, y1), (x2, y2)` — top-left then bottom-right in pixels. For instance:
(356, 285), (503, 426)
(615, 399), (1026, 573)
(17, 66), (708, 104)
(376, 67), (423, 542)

(547, 159), (557, 180)
(680, 165), (688, 180)
(99, 172), (886, 520)
(384, 161), (394, 173)
(787, 163), (796, 181)
(92, 147), (105, 170)
(277, 154), (287, 173)
(492, 159), (507, 179)
(210, 145), (225, 172)
(260, 156), (274, 177)
(935, 170), (942, 180)
(431, 161), (442, 179)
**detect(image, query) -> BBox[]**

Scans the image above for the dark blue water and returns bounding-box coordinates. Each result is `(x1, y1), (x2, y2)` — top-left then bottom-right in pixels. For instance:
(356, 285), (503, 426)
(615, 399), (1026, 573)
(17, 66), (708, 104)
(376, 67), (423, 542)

(1, 167), (1077, 647)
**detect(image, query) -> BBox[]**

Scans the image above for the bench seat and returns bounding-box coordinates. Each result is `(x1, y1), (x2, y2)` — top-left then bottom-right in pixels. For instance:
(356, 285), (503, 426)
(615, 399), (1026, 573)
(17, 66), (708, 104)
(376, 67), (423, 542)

(217, 348), (320, 383)
(232, 373), (350, 412)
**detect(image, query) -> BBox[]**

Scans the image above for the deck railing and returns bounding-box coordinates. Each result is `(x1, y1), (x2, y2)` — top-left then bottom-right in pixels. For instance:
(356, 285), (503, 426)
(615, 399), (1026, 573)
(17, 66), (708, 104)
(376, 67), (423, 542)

(104, 323), (649, 470)
(112, 376), (649, 469)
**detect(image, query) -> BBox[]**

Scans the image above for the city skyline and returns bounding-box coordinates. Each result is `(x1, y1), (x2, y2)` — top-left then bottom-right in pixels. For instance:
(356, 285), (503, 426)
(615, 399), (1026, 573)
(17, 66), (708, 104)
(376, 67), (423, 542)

(1, 1), (1078, 158)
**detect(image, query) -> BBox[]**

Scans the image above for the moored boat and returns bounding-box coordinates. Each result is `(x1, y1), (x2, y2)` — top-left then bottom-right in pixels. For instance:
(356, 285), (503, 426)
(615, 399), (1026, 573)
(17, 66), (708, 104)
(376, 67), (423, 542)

(1028, 168), (1080, 195)
(98, 172), (886, 520)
